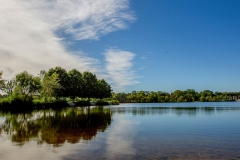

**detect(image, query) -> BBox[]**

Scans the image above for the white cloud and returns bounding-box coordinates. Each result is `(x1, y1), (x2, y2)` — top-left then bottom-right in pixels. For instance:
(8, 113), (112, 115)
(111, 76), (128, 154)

(104, 49), (139, 92)
(18, 0), (135, 40)
(0, 0), (136, 92)
(0, 0), (96, 78)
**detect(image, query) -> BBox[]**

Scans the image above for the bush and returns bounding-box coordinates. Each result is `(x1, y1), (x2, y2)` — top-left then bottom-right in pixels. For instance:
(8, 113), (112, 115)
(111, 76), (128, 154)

(32, 98), (69, 108)
(0, 95), (33, 111)
(111, 100), (119, 105)
(0, 95), (70, 111)
(96, 100), (109, 106)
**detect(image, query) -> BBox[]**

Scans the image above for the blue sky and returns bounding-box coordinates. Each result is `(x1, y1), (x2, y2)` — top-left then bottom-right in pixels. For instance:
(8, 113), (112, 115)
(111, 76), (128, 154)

(1, 0), (240, 93)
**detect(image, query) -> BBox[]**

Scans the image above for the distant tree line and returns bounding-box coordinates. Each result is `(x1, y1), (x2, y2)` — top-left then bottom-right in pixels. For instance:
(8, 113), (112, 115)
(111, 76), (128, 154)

(112, 89), (240, 103)
(0, 67), (112, 109)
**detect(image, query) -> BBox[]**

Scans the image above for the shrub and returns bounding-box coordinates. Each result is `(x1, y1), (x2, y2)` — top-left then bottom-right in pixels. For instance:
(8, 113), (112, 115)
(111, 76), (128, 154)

(0, 95), (33, 111)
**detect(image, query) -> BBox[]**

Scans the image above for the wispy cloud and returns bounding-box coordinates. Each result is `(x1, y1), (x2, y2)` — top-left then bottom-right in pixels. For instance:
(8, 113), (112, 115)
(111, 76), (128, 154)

(0, 0), (136, 91)
(19, 0), (135, 40)
(104, 49), (139, 92)
(0, 0), (96, 79)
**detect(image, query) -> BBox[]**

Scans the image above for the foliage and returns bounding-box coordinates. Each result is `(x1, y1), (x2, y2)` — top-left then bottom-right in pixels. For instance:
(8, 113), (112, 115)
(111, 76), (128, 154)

(0, 95), (33, 110)
(46, 67), (69, 98)
(82, 71), (98, 99)
(113, 90), (240, 103)
(112, 92), (128, 103)
(41, 72), (61, 100)
(14, 71), (41, 98)
(96, 79), (112, 99)
(67, 69), (83, 100)
(1, 80), (16, 95)
(0, 67), (112, 110)
(0, 71), (3, 88)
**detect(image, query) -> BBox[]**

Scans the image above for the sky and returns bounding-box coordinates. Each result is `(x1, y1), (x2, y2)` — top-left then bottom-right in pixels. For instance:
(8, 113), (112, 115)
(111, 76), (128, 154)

(1, 0), (240, 93)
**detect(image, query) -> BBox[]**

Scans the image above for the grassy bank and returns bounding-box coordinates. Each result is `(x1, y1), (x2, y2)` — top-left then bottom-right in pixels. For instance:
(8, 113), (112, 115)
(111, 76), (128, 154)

(0, 95), (119, 111)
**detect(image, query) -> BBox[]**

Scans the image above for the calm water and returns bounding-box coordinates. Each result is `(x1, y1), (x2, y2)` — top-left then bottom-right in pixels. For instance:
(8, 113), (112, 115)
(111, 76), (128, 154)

(0, 102), (240, 160)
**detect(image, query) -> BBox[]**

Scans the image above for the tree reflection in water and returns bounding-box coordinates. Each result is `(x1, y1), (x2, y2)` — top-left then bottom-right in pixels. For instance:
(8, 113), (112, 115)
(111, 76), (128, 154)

(0, 107), (112, 146)
(110, 106), (240, 116)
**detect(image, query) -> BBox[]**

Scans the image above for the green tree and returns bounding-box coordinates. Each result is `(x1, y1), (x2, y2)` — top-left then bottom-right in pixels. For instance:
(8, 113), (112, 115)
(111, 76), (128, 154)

(82, 71), (98, 100)
(46, 67), (69, 98)
(0, 72), (16, 96)
(172, 90), (184, 102)
(0, 71), (3, 83)
(1, 80), (15, 95)
(146, 92), (158, 102)
(200, 90), (214, 102)
(137, 91), (147, 102)
(68, 69), (83, 100)
(165, 94), (170, 102)
(0, 71), (4, 92)
(96, 79), (112, 99)
(184, 89), (198, 102)
(177, 95), (185, 102)
(41, 72), (61, 100)
(157, 91), (166, 102)
(127, 91), (138, 102)
(14, 71), (41, 98)
(113, 92), (128, 103)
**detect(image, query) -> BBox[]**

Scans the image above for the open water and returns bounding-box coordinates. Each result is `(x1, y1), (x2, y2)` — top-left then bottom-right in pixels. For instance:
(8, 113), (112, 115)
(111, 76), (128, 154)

(0, 102), (240, 159)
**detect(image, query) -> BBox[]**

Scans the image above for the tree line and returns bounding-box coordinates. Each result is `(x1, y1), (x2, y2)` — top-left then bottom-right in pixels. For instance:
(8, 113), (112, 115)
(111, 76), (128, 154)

(112, 89), (240, 103)
(0, 67), (112, 109)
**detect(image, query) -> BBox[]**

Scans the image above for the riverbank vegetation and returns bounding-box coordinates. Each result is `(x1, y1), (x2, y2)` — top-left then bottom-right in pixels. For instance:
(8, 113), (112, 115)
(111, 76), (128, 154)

(0, 67), (114, 110)
(112, 90), (240, 103)
(1, 68), (239, 110)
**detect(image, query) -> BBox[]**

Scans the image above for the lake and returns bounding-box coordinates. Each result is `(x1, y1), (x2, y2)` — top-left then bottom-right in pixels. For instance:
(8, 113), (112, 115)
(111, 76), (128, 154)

(0, 102), (240, 159)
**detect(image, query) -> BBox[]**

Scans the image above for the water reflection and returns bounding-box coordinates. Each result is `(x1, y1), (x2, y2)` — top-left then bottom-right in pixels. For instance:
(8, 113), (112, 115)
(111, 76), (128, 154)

(0, 104), (240, 159)
(0, 107), (112, 146)
(111, 106), (240, 116)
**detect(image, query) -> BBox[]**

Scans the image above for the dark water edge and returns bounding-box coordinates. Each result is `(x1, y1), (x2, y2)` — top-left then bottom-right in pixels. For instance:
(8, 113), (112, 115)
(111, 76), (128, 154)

(0, 102), (240, 160)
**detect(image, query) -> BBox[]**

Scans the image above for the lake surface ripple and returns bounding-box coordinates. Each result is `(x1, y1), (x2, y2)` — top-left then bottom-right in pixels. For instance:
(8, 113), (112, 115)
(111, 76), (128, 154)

(0, 102), (240, 159)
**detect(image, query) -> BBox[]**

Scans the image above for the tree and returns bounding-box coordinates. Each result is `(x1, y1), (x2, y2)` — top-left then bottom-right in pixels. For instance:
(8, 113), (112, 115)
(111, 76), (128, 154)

(113, 92), (128, 103)
(184, 89), (198, 102)
(177, 95), (185, 102)
(82, 71), (98, 100)
(68, 69), (83, 100)
(147, 91), (158, 102)
(127, 91), (138, 102)
(46, 67), (69, 98)
(1, 80), (15, 95)
(96, 79), (112, 99)
(0, 71), (4, 91)
(200, 90), (214, 102)
(14, 71), (41, 98)
(172, 90), (184, 102)
(41, 72), (61, 100)
(137, 91), (147, 102)
(0, 71), (3, 82)
(157, 91), (165, 102)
